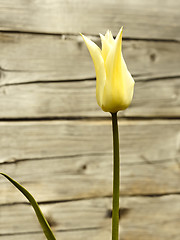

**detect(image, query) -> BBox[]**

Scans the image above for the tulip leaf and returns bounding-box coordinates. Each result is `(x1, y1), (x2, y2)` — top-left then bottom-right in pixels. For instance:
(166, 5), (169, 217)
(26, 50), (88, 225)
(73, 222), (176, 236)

(0, 173), (56, 240)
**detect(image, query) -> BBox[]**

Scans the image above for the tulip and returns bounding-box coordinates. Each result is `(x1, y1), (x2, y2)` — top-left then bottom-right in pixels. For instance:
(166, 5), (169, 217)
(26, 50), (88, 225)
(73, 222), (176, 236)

(81, 28), (135, 240)
(81, 27), (135, 113)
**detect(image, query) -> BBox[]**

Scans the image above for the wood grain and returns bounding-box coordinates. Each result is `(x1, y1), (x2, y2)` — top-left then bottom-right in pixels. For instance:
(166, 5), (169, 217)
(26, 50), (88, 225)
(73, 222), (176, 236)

(0, 78), (179, 118)
(1, 196), (180, 240)
(0, 33), (180, 86)
(121, 195), (180, 240)
(0, 0), (179, 40)
(0, 230), (108, 240)
(0, 1), (179, 239)
(0, 120), (179, 204)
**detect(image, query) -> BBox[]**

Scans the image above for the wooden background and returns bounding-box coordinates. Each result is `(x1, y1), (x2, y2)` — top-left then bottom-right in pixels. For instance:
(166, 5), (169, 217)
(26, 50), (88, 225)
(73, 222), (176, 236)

(0, 0), (180, 239)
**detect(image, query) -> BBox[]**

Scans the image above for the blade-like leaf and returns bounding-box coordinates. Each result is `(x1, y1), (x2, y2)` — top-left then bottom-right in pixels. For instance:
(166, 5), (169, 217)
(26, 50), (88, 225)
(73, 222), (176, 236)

(0, 173), (56, 240)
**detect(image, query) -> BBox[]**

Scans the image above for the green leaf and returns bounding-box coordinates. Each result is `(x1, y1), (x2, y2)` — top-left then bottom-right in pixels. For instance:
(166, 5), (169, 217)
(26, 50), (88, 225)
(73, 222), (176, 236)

(0, 173), (56, 240)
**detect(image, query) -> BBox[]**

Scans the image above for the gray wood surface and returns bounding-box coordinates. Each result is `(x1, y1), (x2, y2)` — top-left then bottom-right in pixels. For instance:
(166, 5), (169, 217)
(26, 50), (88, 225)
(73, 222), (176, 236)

(1, 196), (180, 240)
(0, 120), (180, 204)
(0, 0), (180, 239)
(0, 0), (179, 40)
(0, 78), (179, 118)
(0, 33), (180, 86)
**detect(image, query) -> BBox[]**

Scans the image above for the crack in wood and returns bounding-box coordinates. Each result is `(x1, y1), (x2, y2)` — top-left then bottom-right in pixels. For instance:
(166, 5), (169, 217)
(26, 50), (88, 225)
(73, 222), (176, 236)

(0, 74), (179, 89)
(2, 192), (180, 209)
(0, 152), (112, 165)
(0, 115), (179, 123)
(122, 157), (176, 166)
(0, 226), (101, 237)
(0, 78), (96, 88)
(135, 75), (180, 82)
(0, 230), (45, 237)
(0, 30), (180, 43)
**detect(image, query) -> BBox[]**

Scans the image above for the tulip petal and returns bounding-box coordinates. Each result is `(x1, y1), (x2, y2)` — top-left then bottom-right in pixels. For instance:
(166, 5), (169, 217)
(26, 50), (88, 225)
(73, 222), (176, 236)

(105, 30), (115, 45)
(81, 34), (106, 108)
(100, 33), (112, 62)
(114, 28), (134, 108)
(119, 54), (135, 108)
(102, 27), (134, 112)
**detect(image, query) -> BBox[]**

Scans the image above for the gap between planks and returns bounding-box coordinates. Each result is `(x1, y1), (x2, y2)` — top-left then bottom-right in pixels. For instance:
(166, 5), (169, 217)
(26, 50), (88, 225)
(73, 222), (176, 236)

(2, 192), (180, 209)
(0, 74), (180, 88)
(0, 30), (179, 43)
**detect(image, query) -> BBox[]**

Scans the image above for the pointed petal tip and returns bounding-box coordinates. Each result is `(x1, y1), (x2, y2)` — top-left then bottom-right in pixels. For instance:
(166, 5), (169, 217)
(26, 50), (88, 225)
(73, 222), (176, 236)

(80, 33), (93, 43)
(80, 33), (87, 41)
(99, 33), (106, 43)
(99, 33), (104, 39)
(121, 26), (124, 35)
(119, 26), (123, 32)
(115, 27), (123, 42)
(119, 26), (123, 35)
(80, 33), (94, 48)
(105, 30), (110, 39)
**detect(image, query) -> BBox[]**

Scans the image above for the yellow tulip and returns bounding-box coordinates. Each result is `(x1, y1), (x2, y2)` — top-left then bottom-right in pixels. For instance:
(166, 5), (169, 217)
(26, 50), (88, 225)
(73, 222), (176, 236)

(81, 27), (135, 113)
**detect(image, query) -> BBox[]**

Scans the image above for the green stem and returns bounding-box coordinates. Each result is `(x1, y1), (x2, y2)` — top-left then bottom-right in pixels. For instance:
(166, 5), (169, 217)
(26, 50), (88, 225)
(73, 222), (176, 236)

(111, 112), (120, 240)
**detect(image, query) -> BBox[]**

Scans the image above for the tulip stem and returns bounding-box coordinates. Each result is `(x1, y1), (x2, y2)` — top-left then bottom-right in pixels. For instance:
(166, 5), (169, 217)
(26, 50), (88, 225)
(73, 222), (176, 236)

(111, 112), (120, 240)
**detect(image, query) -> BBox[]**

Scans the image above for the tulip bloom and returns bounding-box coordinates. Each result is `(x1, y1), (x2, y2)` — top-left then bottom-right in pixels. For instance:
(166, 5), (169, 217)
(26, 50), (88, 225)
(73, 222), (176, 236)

(81, 28), (135, 113)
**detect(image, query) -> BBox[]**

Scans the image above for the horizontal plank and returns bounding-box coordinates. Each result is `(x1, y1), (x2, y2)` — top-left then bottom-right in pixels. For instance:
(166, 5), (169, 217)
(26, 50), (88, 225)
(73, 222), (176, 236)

(1, 196), (180, 240)
(0, 230), (108, 240)
(0, 198), (111, 238)
(0, 120), (180, 203)
(121, 195), (180, 240)
(0, 33), (180, 86)
(0, 0), (179, 40)
(0, 78), (179, 118)
(0, 120), (179, 164)
(1, 152), (180, 204)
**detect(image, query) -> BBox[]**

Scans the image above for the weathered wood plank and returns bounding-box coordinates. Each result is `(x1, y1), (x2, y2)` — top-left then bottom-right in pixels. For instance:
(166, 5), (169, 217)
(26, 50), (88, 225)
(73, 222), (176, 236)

(0, 120), (180, 204)
(0, 0), (179, 40)
(1, 196), (180, 240)
(0, 198), (111, 238)
(0, 120), (179, 164)
(120, 195), (180, 240)
(0, 78), (179, 118)
(129, 77), (180, 118)
(0, 198), (111, 239)
(0, 33), (180, 86)
(0, 230), (108, 240)
(1, 152), (180, 204)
